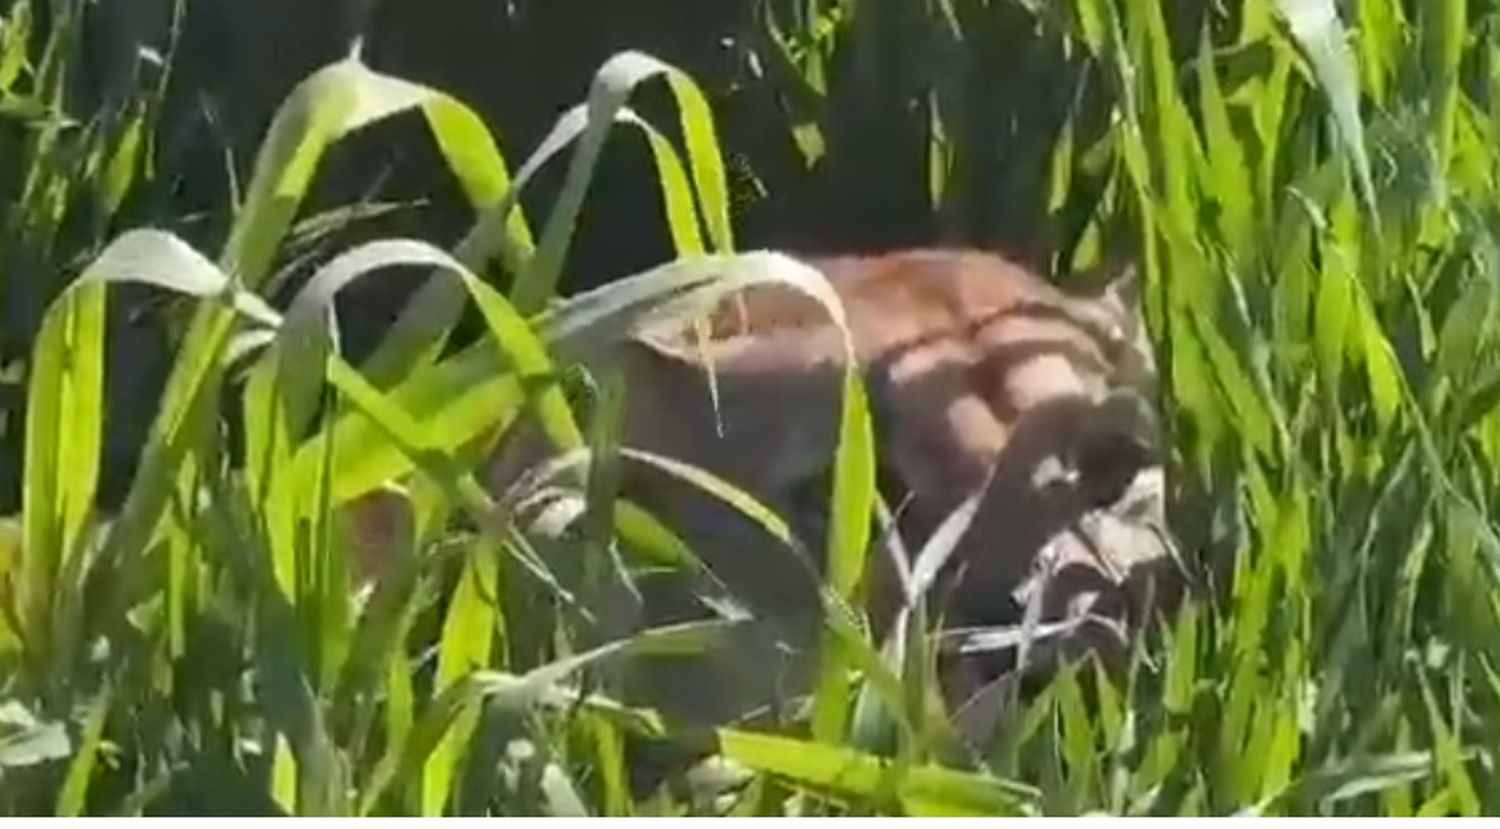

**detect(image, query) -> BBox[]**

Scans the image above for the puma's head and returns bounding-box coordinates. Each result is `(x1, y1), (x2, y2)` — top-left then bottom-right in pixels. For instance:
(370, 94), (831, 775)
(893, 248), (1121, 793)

(1076, 263), (1157, 402)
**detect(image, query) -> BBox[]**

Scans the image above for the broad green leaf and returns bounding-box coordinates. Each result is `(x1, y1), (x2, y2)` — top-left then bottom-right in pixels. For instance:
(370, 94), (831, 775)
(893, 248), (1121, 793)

(1275, 0), (1378, 223)
(253, 239), (582, 601)
(55, 686), (111, 817)
(1353, 0), (1401, 103)
(322, 357), (574, 604)
(1355, 290), (1403, 430)
(1188, 307), (1276, 458)
(1419, 0), (1466, 173)
(1314, 248), (1355, 396)
(1435, 265), (1497, 389)
(272, 735), (296, 815)
(312, 250), (853, 517)
(97, 58), (505, 607)
(20, 282), (103, 649)
(223, 57), (467, 288)
(511, 50), (733, 314)
(718, 729), (1037, 816)
(811, 369), (876, 743)
(25, 230), (274, 648)
(1196, 22), (1254, 254)
(422, 541), (499, 816)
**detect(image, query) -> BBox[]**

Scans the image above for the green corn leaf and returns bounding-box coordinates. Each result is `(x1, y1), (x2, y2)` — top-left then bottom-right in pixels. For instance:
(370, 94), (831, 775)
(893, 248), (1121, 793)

(718, 728), (1038, 816)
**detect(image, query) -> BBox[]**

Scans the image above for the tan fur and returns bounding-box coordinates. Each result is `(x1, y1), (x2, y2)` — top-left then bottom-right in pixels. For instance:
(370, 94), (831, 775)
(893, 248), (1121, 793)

(353, 249), (1180, 724)
(497, 249), (1156, 530)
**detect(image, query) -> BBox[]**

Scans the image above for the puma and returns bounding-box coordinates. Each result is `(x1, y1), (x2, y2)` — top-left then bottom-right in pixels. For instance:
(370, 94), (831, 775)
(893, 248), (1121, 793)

(350, 249), (1184, 726)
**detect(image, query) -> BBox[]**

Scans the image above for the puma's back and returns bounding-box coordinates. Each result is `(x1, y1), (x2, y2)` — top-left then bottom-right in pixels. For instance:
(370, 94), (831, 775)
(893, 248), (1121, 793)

(639, 248), (1153, 400)
(624, 249), (1157, 521)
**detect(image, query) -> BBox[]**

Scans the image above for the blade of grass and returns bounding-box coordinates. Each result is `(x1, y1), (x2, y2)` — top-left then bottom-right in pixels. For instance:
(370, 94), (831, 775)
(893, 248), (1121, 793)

(718, 728), (1038, 816)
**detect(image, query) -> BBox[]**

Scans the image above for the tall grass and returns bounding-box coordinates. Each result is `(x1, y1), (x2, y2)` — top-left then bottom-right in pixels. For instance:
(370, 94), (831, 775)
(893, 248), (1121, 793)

(3, 0), (1500, 816)
(0, 0), (182, 513)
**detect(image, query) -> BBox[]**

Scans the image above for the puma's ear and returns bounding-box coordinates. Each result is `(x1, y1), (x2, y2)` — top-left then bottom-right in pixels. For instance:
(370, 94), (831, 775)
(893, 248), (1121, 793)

(1101, 263), (1142, 316)
(1099, 263), (1153, 383)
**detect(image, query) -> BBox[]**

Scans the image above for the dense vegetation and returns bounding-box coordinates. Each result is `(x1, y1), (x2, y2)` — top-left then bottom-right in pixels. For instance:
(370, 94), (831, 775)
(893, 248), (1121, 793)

(2, 0), (1500, 816)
